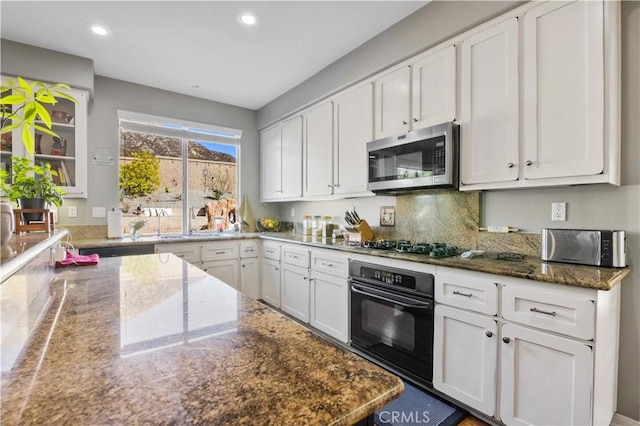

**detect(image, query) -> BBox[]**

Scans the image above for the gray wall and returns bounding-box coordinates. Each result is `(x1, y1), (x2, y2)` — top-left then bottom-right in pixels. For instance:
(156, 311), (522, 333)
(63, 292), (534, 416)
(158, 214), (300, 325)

(1, 42), (277, 226)
(260, 0), (640, 420)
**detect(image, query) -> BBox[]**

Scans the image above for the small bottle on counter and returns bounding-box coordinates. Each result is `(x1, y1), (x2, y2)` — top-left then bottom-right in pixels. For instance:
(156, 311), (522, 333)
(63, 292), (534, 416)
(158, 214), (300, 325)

(303, 215), (313, 235)
(322, 215), (333, 238)
(312, 215), (322, 236)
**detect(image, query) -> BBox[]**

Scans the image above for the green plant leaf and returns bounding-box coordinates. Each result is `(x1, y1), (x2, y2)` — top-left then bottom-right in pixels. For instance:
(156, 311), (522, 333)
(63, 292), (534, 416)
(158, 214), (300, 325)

(17, 77), (33, 96)
(0, 94), (27, 104)
(32, 124), (58, 137)
(21, 126), (34, 155)
(49, 90), (78, 103)
(34, 103), (52, 128)
(1, 122), (20, 133)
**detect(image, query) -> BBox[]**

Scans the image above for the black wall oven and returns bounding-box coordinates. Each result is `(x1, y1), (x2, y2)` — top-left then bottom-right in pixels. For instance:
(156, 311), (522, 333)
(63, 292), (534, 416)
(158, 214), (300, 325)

(349, 260), (434, 388)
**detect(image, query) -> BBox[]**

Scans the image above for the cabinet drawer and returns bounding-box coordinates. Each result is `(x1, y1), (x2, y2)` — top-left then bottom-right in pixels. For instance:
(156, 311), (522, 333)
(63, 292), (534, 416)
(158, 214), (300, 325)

(262, 242), (280, 261)
(155, 243), (200, 264)
(311, 250), (348, 278)
(502, 286), (595, 340)
(201, 243), (238, 262)
(436, 269), (498, 316)
(282, 245), (310, 268)
(240, 240), (258, 258)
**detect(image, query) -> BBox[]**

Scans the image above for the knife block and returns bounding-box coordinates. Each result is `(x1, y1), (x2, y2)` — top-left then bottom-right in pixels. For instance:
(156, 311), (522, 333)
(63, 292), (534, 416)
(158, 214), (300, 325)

(347, 220), (374, 243)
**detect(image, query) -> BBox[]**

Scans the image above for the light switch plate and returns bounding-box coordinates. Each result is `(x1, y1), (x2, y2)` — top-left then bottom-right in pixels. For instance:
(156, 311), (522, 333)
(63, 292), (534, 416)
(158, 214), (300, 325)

(68, 206), (78, 218)
(92, 207), (106, 218)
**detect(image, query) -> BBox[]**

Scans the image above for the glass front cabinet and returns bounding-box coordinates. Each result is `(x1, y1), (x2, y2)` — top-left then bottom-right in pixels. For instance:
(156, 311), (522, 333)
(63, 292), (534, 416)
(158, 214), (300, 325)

(1, 76), (88, 198)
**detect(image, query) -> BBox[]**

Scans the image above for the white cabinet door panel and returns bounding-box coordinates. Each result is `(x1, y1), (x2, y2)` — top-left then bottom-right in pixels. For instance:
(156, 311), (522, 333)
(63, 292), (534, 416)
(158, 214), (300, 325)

(281, 264), (310, 323)
(411, 45), (456, 129)
(460, 18), (519, 185)
(500, 323), (592, 426)
(260, 125), (282, 201)
(374, 66), (411, 139)
(281, 116), (303, 198)
(240, 257), (260, 299)
(434, 305), (497, 416)
(333, 83), (373, 195)
(523, 0), (604, 180)
(303, 102), (333, 197)
(202, 259), (239, 290)
(310, 271), (349, 343)
(260, 258), (281, 308)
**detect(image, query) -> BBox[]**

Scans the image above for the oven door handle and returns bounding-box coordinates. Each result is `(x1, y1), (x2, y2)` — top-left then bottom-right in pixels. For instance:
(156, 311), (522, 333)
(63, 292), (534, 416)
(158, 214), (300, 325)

(351, 283), (432, 310)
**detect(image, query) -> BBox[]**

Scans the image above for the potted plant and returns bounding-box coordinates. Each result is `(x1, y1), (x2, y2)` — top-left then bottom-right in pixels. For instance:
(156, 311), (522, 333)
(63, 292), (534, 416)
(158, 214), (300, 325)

(0, 156), (66, 223)
(0, 76), (76, 235)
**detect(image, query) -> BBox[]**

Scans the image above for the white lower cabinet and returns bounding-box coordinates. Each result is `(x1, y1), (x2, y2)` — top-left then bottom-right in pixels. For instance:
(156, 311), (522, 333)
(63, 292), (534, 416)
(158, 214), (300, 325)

(260, 258), (281, 308)
(155, 240), (260, 297)
(433, 305), (497, 416)
(310, 270), (349, 344)
(434, 267), (621, 426)
(281, 263), (310, 323)
(202, 259), (239, 290)
(500, 323), (592, 426)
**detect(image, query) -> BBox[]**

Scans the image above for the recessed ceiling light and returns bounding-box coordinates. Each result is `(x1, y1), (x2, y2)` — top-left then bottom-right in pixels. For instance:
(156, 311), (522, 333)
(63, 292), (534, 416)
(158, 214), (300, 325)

(88, 23), (111, 36)
(238, 13), (257, 26)
(188, 82), (201, 89)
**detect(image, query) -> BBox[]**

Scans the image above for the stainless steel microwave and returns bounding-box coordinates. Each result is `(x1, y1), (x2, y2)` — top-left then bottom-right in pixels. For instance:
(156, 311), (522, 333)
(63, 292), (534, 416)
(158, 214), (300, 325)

(367, 122), (459, 193)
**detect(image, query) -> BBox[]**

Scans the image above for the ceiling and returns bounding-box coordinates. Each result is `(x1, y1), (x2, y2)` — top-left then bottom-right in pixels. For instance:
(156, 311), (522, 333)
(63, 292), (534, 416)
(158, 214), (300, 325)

(0, 1), (428, 110)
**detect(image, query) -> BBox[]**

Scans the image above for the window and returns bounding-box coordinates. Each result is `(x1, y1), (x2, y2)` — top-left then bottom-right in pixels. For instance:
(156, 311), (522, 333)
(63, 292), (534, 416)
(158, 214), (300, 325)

(118, 111), (242, 236)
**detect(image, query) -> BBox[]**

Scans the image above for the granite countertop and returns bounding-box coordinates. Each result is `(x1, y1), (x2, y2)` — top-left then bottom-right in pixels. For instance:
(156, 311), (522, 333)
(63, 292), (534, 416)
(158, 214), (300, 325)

(0, 229), (68, 282)
(70, 230), (261, 249)
(260, 233), (631, 291)
(0, 254), (403, 425)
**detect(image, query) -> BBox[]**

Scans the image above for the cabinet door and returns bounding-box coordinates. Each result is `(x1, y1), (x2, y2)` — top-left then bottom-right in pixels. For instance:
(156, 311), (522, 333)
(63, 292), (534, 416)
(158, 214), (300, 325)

(240, 257), (260, 299)
(433, 305), (497, 416)
(260, 258), (281, 308)
(411, 45), (456, 130)
(281, 264), (310, 323)
(500, 323), (592, 426)
(310, 271), (349, 343)
(155, 242), (200, 265)
(522, 1), (604, 180)
(280, 116), (303, 198)
(333, 83), (373, 195)
(374, 66), (411, 139)
(1, 79), (88, 198)
(460, 18), (519, 185)
(303, 101), (333, 197)
(202, 259), (239, 290)
(260, 125), (282, 201)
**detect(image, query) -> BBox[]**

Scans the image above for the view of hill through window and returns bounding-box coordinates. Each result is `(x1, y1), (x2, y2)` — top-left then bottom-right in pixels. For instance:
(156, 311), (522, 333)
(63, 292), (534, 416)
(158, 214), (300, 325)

(119, 129), (238, 236)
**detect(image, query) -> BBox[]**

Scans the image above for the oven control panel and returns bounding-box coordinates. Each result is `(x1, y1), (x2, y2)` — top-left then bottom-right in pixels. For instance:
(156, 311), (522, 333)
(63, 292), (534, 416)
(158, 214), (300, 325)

(363, 267), (415, 289)
(350, 260), (434, 295)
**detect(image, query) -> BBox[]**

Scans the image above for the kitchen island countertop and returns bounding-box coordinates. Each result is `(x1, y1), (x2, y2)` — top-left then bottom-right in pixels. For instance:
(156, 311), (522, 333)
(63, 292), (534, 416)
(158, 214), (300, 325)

(0, 254), (403, 425)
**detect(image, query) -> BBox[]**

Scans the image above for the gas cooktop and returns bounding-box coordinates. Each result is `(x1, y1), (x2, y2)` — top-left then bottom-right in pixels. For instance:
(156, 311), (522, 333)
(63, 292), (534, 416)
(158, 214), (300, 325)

(361, 240), (459, 257)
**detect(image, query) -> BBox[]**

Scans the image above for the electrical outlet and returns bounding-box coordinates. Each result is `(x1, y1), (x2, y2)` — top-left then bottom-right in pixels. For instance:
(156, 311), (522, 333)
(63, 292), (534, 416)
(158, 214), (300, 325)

(551, 202), (567, 221)
(68, 206), (78, 218)
(291, 208), (295, 217)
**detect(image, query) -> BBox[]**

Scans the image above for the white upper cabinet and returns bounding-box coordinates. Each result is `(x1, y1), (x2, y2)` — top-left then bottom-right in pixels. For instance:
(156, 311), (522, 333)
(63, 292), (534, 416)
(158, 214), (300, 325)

(460, 0), (619, 191)
(260, 116), (302, 202)
(333, 82), (374, 196)
(281, 116), (303, 198)
(374, 66), (411, 139)
(374, 45), (457, 140)
(303, 101), (333, 197)
(522, 0), (604, 180)
(411, 45), (457, 130)
(460, 18), (519, 186)
(1, 78), (89, 198)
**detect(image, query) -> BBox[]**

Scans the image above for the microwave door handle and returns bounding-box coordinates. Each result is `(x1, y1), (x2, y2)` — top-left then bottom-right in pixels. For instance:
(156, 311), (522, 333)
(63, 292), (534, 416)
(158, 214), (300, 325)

(351, 284), (431, 310)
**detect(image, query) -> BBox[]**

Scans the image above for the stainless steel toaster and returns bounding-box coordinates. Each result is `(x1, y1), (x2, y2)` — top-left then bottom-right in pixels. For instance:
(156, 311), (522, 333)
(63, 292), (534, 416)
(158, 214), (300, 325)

(541, 229), (627, 268)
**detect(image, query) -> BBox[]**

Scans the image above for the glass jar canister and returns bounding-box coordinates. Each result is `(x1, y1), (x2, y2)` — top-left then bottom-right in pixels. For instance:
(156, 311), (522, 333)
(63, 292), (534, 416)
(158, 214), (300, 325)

(303, 215), (313, 235)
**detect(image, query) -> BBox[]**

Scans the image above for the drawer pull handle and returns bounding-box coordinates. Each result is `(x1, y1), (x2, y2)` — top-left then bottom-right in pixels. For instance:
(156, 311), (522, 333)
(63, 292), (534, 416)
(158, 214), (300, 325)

(486, 331), (493, 338)
(530, 307), (556, 316)
(322, 262), (335, 268)
(503, 337), (510, 344)
(216, 251), (225, 255)
(453, 290), (473, 297)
